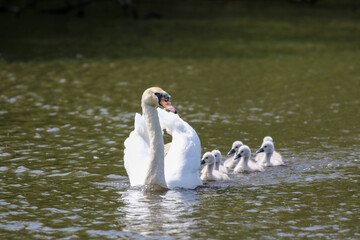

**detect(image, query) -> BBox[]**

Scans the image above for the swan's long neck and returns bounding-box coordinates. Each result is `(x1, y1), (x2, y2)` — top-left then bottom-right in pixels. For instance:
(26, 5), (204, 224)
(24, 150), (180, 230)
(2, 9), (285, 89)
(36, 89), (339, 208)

(142, 104), (167, 188)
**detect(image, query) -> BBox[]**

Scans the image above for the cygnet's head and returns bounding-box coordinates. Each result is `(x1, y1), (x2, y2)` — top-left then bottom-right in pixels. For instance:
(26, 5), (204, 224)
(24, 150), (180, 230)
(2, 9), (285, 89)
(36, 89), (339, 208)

(211, 150), (222, 163)
(256, 141), (274, 154)
(234, 145), (251, 160)
(201, 152), (215, 165)
(141, 87), (177, 113)
(227, 140), (243, 155)
(263, 136), (273, 143)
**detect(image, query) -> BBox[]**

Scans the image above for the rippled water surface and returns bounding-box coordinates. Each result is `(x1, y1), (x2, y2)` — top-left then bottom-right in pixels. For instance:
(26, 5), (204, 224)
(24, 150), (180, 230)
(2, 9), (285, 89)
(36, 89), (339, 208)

(1, 57), (359, 239)
(1, 2), (360, 237)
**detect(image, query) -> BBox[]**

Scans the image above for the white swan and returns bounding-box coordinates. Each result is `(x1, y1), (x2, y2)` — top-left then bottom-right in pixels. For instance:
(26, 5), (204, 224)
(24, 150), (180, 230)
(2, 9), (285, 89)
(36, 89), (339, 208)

(223, 140), (243, 172)
(233, 145), (264, 173)
(124, 87), (202, 190)
(255, 141), (284, 167)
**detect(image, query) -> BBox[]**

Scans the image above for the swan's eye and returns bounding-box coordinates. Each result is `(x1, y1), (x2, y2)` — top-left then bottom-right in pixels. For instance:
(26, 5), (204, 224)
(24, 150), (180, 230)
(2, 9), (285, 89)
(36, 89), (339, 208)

(206, 157), (208, 159)
(264, 146), (267, 148)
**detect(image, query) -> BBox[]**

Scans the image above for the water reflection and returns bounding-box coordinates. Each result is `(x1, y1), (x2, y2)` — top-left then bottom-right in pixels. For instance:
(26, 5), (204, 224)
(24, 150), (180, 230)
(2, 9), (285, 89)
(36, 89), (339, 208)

(119, 189), (200, 238)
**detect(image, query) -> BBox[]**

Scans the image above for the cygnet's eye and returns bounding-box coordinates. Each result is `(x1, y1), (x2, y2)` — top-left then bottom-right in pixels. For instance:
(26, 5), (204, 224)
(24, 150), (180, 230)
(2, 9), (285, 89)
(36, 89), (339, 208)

(264, 146), (267, 148)
(241, 151), (244, 154)
(206, 157), (208, 159)
(215, 154), (217, 157)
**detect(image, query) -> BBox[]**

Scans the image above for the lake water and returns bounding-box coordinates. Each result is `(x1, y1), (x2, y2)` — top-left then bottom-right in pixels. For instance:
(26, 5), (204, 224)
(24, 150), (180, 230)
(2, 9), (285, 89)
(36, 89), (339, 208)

(1, 1), (360, 236)
(0, 56), (359, 239)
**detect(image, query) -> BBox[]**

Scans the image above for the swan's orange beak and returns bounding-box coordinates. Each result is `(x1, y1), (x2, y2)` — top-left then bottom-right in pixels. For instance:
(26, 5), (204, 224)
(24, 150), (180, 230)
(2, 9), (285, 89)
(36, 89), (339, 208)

(160, 98), (177, 114)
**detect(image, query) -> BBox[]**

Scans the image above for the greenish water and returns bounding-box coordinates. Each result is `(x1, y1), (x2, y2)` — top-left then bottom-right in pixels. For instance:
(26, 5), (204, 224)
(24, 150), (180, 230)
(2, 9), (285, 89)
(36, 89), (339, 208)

(1, 1), (360, 239)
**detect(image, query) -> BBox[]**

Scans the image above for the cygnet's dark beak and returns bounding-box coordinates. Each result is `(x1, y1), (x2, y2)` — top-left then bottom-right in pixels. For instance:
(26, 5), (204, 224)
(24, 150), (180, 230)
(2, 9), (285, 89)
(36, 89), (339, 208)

(234, 153), (242, 160)
(200, 159), (206, 165)
(227, 149), (235, 155)
(256, 148), (264, 154)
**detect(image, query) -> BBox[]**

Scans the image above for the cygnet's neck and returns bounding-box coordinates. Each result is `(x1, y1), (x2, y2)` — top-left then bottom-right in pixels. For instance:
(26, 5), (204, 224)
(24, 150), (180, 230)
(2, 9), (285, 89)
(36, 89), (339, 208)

(229, 156), (240, 169)
(238, 156), (249, 169)
(142, 104), (167, 188)
(215, 161), (220, 171)
(265, 152), (273, 166)
(205, 163), (215, 178)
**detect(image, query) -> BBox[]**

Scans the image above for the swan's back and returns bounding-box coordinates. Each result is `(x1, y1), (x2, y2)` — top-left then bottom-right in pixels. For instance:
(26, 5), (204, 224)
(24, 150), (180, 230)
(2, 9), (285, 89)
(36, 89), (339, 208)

(124, 113), (150, 186)
(157, 109), (202, 189)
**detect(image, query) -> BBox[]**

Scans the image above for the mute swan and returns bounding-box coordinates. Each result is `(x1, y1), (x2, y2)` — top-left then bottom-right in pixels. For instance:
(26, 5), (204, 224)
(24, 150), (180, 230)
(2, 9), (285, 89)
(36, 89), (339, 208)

(124, 87), (202, 190)
(255, 136), (273, 162)
(223, 140), (243, 172)
(200, 152), (229, 181)
(255, 141), (284, 167)
(234, 145), (264, 173)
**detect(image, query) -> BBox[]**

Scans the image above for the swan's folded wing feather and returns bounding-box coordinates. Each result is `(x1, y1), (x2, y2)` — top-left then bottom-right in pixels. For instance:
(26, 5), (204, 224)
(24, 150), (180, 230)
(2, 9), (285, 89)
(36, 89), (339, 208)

(124, 113), (150, 186)
(157, 109), (202, 189)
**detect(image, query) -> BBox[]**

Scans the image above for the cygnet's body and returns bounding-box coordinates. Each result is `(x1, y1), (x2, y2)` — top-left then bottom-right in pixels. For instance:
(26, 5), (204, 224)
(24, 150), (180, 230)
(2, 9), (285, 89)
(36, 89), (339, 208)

(224, 141), (243, 172)
(200, 152), (217, 181)
(256, 141), (284, 167)
(234, 145), (264, 173)
(255, 136), (273, 162)
(211, 149), (230, 180)
(200, 152), (230, 181)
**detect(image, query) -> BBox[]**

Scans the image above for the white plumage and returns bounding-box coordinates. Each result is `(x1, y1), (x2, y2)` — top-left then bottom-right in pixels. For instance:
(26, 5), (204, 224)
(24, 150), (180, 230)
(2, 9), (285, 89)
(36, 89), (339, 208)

(124, 87), (202, 190)
(234, 145), (264, 173)
(255, 140), (284, 167)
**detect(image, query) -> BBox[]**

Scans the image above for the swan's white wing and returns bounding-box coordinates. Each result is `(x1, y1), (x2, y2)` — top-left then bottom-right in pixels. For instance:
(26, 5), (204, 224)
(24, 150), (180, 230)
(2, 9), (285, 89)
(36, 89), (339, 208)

(157, 109), (202, 189)
(124, 113), (150, 186)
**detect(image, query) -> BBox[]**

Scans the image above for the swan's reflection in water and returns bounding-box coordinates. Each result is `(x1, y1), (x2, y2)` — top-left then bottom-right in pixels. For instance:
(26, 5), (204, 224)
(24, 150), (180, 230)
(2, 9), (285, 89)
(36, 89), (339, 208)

(118, 189), (200, 238)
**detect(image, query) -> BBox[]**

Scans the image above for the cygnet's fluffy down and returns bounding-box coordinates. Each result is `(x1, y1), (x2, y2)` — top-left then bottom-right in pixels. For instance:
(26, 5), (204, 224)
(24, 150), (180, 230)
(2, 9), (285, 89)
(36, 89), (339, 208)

(211, 149), (228, 174)
(223, 140), (243, 172)
(200, 152), (230, 181)
(255, 136), (273, 162)
(255, 140), (284, 167)
(233, 145), (264, 173)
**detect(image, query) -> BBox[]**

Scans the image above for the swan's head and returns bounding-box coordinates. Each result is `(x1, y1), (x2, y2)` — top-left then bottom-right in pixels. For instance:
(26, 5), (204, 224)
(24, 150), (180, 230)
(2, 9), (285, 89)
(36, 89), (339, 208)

(141, 87), (177, 113)
(234, 145), (251, 160)
(256, 141), (274, 154)
(263, 136), (273, 143)
(227, 140), (243, 155)
(211, 150), (222, 163)
(201, 152), (215, 165)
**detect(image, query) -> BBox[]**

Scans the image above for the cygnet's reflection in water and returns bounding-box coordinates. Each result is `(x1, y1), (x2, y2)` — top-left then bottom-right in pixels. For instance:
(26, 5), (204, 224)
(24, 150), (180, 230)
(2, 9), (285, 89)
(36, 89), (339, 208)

(118, 188), (200, 238)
